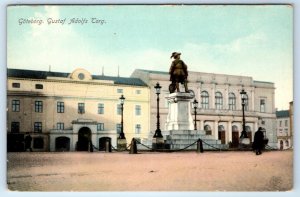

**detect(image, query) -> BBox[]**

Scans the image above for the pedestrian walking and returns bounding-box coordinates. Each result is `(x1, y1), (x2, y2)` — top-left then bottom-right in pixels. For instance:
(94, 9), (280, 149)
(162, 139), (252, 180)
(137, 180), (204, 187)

(252, 127), (264, 155)
(24, 133), (32, 152)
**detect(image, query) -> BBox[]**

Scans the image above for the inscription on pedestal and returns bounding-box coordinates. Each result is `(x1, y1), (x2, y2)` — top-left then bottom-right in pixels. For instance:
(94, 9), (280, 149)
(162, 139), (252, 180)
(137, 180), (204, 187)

(117, 139), (127, 151)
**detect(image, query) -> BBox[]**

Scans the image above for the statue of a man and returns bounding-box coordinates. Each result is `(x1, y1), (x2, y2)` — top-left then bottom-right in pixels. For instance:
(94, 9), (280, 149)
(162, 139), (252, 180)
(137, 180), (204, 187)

(169, 52), (189, 93)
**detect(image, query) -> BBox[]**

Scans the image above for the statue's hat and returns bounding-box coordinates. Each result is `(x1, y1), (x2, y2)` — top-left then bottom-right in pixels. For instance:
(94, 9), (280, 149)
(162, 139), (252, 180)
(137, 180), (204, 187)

(170, 52), (181, 58)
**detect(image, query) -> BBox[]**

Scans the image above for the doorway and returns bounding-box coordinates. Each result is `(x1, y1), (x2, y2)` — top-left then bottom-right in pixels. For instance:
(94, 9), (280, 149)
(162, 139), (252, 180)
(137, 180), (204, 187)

(55, 136), (70, 151)
(218, 125), (226, 144)
(77, 127), (91, 151)
(231, 125), (239, 148)
(99, 137), (111, 151)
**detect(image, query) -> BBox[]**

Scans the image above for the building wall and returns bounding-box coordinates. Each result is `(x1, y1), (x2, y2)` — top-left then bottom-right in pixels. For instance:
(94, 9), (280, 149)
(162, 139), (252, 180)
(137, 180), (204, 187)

(7, 69), (150, 151)
(131, 69), (277, 147)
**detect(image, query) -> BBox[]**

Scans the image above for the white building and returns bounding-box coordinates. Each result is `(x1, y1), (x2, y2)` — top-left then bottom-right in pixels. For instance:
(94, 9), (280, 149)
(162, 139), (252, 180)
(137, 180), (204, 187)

(131, 69), (277, 148)
(276, 110), (292, 150)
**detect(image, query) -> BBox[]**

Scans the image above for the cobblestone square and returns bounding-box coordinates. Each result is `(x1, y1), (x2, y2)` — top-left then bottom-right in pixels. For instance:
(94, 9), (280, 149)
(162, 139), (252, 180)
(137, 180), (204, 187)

(7, 150), (293, 191)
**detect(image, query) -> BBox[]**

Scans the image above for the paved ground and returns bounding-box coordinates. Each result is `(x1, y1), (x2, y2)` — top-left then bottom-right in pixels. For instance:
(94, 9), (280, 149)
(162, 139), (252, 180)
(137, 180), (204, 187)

(7, 150), (293, 191)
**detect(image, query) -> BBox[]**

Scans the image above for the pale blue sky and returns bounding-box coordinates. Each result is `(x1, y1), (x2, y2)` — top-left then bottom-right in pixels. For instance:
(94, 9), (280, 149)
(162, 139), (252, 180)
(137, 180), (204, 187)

(7, 5), (293, 110)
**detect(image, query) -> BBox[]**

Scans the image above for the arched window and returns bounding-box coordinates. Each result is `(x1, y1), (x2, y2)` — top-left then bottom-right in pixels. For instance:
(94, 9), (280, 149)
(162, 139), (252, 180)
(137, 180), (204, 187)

(218, 125), (225, 131)
(228, 93), (236, 110)
(204, 125), (212, 135)
(201, 91), (209, 109)
(232, 125), (239, 132)
(215, 91), (223, 109)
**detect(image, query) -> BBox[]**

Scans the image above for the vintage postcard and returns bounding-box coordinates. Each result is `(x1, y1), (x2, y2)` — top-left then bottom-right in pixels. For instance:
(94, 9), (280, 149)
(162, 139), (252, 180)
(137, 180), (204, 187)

(6, 4), (293, 191)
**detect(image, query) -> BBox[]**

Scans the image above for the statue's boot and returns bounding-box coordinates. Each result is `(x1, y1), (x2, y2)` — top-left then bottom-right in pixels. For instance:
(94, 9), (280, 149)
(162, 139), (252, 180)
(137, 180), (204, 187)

(184, 81), (189, 92)
(176, 82), (180, 92)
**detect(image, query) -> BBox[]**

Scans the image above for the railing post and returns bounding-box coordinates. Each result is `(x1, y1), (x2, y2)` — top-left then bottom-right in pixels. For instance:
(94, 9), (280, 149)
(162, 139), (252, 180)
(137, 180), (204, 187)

(197, 139), (204, 153)
(129, 138), (137, 154)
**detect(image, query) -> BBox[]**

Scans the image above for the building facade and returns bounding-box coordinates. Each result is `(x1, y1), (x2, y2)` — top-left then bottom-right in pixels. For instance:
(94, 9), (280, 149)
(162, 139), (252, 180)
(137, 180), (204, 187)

(276, 110), (292, 150)
(7, 68), (150, 151)
(131, 69), (277, 148)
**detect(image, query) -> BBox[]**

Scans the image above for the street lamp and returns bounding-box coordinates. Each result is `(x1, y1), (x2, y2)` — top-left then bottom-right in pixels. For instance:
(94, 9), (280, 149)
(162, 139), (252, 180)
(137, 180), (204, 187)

(240, 89), (248, 138)
(119, 94), (126, 139)
(153, 82), (162, 138)
(192, 99), (198, 130)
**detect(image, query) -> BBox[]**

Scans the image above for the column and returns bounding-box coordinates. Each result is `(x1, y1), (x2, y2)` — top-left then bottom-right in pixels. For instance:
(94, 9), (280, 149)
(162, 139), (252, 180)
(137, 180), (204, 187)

(228, 121), (232, 144)
(254, 121), (258, 133)
(214, 120), (219, 140)
(211, 86), (215, 110)
(251, 89), (255, 111)
(199, 120), (204, 131)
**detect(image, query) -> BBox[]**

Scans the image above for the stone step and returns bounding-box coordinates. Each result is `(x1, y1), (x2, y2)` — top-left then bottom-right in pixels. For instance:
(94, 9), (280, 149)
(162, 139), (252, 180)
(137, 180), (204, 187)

(167, 130), (206, 135)
(168, 134), (215, 140)
(168, 139), (222, 145)
(170, 143), (227, 150)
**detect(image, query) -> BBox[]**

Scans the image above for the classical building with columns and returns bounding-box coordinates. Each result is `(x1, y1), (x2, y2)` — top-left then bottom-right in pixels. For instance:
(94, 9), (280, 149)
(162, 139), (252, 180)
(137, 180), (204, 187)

(7, 68), (150, 152)
(131, 69), (277, 148)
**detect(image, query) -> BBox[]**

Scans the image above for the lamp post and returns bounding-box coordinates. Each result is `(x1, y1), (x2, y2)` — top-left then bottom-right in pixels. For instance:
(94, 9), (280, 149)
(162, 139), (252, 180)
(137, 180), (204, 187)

(240, 89), (248, 139)
(192, 99), (198, 130)
(153, 82), (162, 138)
(119, 94), (126, 139)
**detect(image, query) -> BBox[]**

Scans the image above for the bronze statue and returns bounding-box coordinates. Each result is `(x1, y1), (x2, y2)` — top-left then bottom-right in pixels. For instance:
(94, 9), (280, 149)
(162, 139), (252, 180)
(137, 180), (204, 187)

(169, 52), (189, 93)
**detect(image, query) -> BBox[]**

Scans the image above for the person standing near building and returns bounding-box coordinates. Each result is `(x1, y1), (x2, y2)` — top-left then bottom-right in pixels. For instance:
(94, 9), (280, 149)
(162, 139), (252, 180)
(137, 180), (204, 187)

(24, 132), (32, 152)
(253, 127), (264, 155)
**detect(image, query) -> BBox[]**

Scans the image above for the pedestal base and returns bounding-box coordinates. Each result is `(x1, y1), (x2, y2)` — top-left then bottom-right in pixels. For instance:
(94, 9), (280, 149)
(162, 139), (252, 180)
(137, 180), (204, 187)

(117, 139), (127, 151)
(165, 92), (194, 130)
(240, 137), (250, 145)
(152, 137), (164, 150)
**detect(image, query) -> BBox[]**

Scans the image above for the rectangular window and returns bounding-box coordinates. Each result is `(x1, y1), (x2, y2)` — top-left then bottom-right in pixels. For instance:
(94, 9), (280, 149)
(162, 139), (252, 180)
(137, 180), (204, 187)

(98, 103), (104, 114)
(57, 102), (64, 113)
(35, 101), (43, 113)
(136, 90), (141, 94)
(117, 104), (122, 115)
(35, 84), (43, 89)
(260, 99), (265, 113)
(11, 122), (20, 133)
(116, 124), (122, 134)
(285, 120), (288, 127)
(78, 103), (85, 114)
(279, 120), (282, 127)
(12, 83), (20, 88)
(34, 122), (42, 133)
(117, 89), (123, 93)
(135, 124), (141, 134)
(135, 105), (141, 116)
(12, 100), (20, 112)
(57, 122), (64, 130)
(97, 123), (104, 131)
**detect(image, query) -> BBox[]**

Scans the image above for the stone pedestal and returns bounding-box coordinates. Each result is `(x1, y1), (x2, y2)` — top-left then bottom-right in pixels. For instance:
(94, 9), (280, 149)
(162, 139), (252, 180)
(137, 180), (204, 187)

(240, 137), (250, 145)
(117, 138), (127, 151)
(152, 137), (164, 149)
(165, 92), (194, 131)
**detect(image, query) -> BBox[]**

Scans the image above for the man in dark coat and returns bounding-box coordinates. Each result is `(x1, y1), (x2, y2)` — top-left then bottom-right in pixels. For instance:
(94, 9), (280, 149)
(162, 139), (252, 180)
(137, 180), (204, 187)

(24, 132), (33, 152)
(253, 127), (264, 155)
(169, 52), (189, 93)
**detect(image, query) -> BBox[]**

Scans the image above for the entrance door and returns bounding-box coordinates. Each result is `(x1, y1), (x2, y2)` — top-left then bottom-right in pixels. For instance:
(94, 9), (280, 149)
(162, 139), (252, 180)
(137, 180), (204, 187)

(99, 137), (111, 151)
(231, 125), (239, 148)
(280, 140), (283, 150)
(77, 127), (91, 151)
(55, 136), (70, 151)
(218, 125), (226, 144)
(232, 132), (239, 147)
